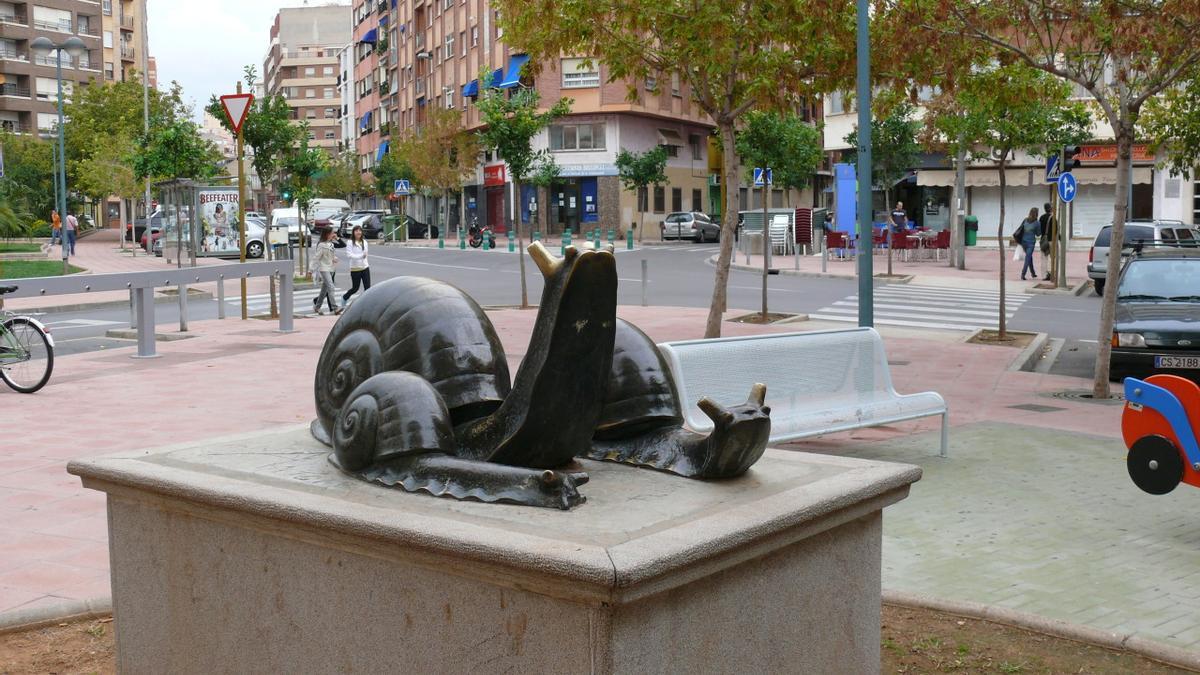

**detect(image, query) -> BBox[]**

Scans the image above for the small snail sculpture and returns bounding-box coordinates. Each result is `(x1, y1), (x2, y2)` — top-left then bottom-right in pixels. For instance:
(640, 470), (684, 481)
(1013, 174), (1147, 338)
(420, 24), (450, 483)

(312, 242), (770, 509)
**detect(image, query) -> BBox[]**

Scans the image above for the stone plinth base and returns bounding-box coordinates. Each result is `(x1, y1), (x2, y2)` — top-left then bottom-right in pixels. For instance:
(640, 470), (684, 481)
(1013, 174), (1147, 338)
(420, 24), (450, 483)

(70, 426), (920, 673)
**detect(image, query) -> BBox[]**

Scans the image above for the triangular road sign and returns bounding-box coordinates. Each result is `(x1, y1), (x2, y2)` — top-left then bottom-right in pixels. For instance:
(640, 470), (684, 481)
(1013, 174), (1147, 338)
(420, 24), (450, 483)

(220, 93), (255, 135)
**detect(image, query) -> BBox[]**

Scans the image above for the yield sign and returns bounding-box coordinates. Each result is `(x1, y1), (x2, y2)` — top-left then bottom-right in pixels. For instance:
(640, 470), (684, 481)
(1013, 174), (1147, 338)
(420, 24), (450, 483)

(219, 93), (254, 135)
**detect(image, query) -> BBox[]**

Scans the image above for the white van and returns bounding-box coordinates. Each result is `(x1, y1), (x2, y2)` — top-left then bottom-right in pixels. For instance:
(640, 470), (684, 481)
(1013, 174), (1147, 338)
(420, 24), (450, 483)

(270, 206), (303, 243)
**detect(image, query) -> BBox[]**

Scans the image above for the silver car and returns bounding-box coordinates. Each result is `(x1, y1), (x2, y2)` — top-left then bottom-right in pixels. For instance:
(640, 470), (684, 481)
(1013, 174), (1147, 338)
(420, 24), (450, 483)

(661, 212), (720, 243)
(1088, 220), (1197, 296)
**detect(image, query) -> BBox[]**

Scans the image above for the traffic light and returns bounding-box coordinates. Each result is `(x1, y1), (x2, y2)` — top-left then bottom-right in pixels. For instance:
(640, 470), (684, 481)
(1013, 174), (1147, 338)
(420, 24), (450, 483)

(1062, 145), (1082, 172)
(281, 189), (292, 203)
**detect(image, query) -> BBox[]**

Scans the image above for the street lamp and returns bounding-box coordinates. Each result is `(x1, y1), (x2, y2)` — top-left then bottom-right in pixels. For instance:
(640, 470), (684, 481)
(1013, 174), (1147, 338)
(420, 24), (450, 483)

(30, 36), (87, 274)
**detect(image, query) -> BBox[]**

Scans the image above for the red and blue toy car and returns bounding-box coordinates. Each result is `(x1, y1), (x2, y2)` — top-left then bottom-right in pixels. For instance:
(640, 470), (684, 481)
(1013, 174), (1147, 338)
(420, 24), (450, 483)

(1123, 374), (1200, 494)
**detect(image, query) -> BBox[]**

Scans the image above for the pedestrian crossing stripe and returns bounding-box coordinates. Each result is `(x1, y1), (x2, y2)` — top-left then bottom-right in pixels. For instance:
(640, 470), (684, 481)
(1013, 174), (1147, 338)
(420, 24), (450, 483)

(812, 284), (1033, 332)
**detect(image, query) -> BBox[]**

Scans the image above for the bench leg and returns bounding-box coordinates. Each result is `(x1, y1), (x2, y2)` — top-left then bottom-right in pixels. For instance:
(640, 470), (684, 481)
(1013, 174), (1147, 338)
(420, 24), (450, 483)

(940, 411), (949, 458)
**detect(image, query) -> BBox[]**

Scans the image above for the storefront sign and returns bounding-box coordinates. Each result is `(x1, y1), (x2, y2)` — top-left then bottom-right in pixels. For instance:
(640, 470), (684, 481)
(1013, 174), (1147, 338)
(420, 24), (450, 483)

(484, 165), (506, 186)
(1078, 144), (1154, 164)
(557, 164), (619, 177)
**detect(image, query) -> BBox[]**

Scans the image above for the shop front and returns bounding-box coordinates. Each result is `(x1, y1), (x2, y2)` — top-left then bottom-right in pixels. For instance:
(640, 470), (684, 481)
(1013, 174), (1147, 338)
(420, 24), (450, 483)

(548, 164), (617, 234)
(483, 164), (507, 234)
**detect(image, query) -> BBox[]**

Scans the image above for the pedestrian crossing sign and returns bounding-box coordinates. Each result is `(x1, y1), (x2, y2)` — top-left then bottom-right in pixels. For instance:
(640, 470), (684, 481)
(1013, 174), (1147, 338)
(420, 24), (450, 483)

(394, 179), (411, 196)
(753, 167), (773, 187)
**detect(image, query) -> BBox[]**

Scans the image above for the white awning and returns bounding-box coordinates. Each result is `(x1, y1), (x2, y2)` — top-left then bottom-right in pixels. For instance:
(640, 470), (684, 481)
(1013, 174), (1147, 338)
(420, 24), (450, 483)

(657, 128), (683, 145)
(1070, 166), (1152, 185)
(917, 168), (1033, 188)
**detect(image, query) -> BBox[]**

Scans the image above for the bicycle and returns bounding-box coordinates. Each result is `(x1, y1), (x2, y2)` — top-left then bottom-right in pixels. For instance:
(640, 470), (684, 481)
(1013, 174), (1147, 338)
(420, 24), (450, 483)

(0, 285), (54, 393)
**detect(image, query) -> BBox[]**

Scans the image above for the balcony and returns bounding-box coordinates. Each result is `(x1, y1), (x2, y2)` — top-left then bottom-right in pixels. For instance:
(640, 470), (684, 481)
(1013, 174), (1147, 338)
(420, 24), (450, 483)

(34, 54), (72, 68)
(120, 44), (134, 61)
(78, 22), (99, 37)
(0, 121), (31, 134)
(0, 83), (29, 97)
(0, 46), (27, 62)
(375, 0), (388, 13)
(0, 11), (28, 25)
(33, 18), (72, 33)
(120, 15), (134, 31)
(378, 80), (390, 96)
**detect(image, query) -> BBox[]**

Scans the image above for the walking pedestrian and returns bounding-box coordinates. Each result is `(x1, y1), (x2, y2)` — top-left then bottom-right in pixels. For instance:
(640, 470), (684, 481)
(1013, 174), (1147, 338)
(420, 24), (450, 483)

(308, 227), (339, 315)
(1038, 202), (1057, 281)
(890, 201), (908, 232)
(341, 225), (371, 310)
(50, 210), (61, 246)
(1016, 207), (1042, 281)
(64, 212), (78, 256)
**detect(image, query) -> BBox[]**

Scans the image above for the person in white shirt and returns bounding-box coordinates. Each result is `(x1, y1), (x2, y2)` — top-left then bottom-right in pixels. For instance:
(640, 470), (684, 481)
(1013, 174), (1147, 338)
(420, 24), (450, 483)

(341, 225), (371, 309)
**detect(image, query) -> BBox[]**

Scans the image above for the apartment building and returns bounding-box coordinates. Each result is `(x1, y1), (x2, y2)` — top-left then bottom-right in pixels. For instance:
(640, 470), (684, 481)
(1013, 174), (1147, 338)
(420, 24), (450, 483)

(336, 43), (354, 156)
(263, 5), (352, 157)
(347, 0), (745, 237)
(0, 1), (104, 135)
(98, 0), (146, 84)
(821, 91), (1166, 240)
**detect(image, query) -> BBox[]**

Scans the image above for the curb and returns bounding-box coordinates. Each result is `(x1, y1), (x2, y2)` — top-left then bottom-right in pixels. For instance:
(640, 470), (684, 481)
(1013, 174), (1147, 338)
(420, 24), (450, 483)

(1025, 279), (1091, 296)
(1009, 331), (1051, 372)
(0, 596), (112, 635)
(882, 589), (1200, 671)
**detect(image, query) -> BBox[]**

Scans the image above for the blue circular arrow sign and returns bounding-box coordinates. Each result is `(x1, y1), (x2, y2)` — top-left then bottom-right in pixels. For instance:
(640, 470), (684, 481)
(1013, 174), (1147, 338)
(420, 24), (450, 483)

(1057, 172), (1077, 203)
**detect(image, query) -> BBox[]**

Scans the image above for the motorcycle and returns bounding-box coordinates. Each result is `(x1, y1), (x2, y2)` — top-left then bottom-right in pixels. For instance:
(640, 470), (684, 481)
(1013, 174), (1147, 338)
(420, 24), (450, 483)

(468, 220), (491, 249)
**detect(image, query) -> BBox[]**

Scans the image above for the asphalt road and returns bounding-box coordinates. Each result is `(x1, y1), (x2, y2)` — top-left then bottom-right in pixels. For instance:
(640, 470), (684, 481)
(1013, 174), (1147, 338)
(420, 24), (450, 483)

(20, 242), (1106, 377)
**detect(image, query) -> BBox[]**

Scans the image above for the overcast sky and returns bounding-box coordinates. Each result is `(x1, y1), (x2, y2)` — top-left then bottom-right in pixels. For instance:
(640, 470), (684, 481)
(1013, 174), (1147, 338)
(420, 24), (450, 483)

(148, 1), (321, 118)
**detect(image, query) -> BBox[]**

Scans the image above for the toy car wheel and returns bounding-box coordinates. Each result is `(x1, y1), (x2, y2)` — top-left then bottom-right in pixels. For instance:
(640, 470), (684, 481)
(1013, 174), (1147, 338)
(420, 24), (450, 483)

(1127, 434), (1184, 495)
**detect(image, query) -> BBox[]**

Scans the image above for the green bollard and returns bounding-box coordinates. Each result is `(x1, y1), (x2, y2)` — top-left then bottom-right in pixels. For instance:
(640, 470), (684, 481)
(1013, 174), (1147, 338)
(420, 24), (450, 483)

(508, 230), (515, 253)
(562, 229), (572, 255)
(607, 229), (615, 247)
(483, 232), (490, 251)
(438, 231), (445, 249)
(459, 229), (466, 249)
(627, 228), (634, 250)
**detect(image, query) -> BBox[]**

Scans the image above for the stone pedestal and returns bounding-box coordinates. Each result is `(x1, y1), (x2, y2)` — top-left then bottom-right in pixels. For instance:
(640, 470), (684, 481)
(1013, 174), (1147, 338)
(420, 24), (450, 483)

(70, 426), (920, 674)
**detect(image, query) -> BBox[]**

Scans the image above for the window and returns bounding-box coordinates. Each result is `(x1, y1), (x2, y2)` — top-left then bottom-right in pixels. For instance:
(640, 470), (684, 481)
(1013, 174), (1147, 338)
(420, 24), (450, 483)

(561, 58), (599, 89)
(306, 88), (316, 98)
(324, 87), (334, 98)
(637, 187), (648, 211)
(772, 189), (784, 208)
(325, 131), (336, 140)
(548, 123), (606, 151)
(660, 144), (679, 158)
(495, 10), (503, 38)
(671, 188), (682, 212)
(37, 112), (58, 131)
(445, 89), (454, 109)
(689, 134), (702, 161)
(103, 31), (112, 49)
(827, 90), (853, 115)
(445, 34), (454, 59)
(471, 26), (478, 47)
(308, 131), (316, 140)
(692, 189), (702, 212)
(102, 0), (112, 16)
(460, 32), (466, 56)
(104, 61), (114, 80)
(32, 6), (71, 33)
(306, 109), (316, 119)
(444, 0), (453, 9)
(645, 74), (657, 91)
(653, 186), (665, 213)
(324, 65), (334, 76)
(670, 73), (680, 97)
(305, 67), (316, 77)
(325, 107), (337, 118)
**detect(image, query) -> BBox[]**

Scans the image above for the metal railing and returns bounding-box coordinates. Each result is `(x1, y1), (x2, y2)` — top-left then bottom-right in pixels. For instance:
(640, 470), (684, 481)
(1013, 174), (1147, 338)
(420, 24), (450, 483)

(33, 19), (73, 32)
(0, 11), (27, 25)
(120, 15), (134, 30)
(0, 84), (30, 98)
(0, 47), (28, 62)
(120, 44), (135, 60)
(0, 261), (297, 358)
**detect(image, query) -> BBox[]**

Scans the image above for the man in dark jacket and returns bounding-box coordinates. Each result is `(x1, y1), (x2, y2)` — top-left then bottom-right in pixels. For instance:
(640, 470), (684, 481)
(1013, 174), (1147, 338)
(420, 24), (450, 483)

(1038, 202), (1057, 281)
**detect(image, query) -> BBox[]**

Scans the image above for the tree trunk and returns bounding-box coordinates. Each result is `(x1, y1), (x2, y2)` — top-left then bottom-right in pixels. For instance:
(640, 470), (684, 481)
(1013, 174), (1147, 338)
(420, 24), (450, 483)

(118, 198), (127, 251)
(885, 188), (893, 276)
(637, 188), (644, 243)
(1093, 117), (1134, 399)
(704, 121), (738, 338)
(998, 158), (1007, 339)
(515, 177), (529, 309)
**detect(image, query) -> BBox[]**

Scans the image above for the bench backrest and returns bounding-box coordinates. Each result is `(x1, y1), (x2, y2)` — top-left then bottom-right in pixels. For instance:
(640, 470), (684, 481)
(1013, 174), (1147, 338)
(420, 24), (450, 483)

(658, 327), (897, 432)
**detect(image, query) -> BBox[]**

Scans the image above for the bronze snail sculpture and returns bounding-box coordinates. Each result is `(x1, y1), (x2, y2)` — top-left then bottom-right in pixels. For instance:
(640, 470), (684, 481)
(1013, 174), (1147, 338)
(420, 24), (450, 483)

(311, 242), (770, 509)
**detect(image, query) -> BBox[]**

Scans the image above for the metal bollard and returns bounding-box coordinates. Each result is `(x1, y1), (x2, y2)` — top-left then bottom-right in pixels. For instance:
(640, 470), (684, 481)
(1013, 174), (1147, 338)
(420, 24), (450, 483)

(132, 286), (158, 359)
(178, 283), (189, 332)
(627, 229), (634, 250)
(641, 259), (648, 307)
(217, 275), (226, 319)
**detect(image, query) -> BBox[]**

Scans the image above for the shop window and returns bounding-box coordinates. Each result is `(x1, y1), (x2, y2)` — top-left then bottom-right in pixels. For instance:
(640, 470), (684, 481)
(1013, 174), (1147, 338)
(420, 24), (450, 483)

(653, 186), (665, 213)
(692, 189), (702, 212)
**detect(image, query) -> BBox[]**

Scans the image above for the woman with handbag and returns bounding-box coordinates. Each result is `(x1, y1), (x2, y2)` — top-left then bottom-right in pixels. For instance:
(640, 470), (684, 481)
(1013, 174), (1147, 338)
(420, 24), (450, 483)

(1015, 207), (1042, 281)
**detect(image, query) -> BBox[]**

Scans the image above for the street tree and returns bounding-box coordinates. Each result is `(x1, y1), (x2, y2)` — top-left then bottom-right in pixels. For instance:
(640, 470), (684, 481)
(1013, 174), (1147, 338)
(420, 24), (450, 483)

(133, 117), (221, 182)
(615, 146), (668, 243)
(735, 110), (823, 205)
(70, 132), (141, 242)
(902, 0), (1200, 396)
(494, 0), (855, 337)
(397, 106), (479, 238)
(0, 132), (55, 223)
(316, 151), (366, 203)
(844, 102), (922, 277)
(1141, 68), (1200, 176)
(283, 131), (329, 271)
(474, 70), (571, 308)
(526, 155), (561, 237)
(371, 149), (416, 217)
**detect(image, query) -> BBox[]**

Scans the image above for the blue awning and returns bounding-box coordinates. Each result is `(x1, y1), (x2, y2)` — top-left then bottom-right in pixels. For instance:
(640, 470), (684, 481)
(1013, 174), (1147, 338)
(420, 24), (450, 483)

(360, 110), (372, 130)
(376, 141), (389, 161)
(487, 68), (503, 88)
(380, 15), (389, 24)
(360, 29), (378, 44)
(462, 79), (479, 97)
(498, 54), (530, 89)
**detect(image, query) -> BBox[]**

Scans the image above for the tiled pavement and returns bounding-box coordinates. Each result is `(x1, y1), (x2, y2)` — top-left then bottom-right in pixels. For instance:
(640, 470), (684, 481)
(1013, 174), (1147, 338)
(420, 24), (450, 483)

(2, 301), (1190, 654)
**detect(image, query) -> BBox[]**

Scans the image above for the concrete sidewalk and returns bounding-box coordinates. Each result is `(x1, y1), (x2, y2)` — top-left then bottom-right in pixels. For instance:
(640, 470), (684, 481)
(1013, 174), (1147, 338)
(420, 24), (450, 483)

(5, 304), (1188, 654)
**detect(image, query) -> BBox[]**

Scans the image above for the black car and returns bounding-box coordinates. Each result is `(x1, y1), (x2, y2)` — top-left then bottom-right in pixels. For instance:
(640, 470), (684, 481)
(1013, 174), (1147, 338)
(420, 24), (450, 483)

(338, 211), (387, 239)
(405, 215), (439, 239)
(1110, 248), (1200, 382)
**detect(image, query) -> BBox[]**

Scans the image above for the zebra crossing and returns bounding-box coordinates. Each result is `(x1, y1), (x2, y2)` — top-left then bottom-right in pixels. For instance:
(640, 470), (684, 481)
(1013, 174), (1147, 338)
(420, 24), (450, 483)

(226, 288), (340, 314)
(809, 284), (1031, 332)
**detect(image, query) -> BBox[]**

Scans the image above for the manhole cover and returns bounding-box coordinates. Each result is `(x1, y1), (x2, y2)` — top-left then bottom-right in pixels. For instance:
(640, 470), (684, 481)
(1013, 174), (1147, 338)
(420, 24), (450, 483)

(1045, 390), (1126, 405)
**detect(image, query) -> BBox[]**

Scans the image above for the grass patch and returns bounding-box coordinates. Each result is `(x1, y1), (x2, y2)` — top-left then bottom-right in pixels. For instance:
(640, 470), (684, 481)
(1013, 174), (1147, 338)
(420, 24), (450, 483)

(0, 260), (84, 279)
(0, 242), (42, 253)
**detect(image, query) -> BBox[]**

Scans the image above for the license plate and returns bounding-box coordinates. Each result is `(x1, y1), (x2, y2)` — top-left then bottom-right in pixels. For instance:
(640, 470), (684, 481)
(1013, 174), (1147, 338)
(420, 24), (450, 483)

(1156, 355), (1200, 369)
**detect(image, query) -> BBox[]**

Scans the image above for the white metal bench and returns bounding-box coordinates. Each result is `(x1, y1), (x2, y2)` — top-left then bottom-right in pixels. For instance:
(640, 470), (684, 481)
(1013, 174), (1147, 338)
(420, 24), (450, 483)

(658, 327), (949, 456)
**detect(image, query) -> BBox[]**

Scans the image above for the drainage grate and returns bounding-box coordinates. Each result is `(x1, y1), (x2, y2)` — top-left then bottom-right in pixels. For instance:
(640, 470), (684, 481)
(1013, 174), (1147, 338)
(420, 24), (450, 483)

(1007, 403), (1067, 413)
(1045, 390), (1126, 405)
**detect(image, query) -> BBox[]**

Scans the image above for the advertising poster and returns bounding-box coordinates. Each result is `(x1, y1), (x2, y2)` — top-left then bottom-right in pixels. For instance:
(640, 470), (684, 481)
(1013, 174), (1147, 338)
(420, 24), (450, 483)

(198, 189), (241, 255)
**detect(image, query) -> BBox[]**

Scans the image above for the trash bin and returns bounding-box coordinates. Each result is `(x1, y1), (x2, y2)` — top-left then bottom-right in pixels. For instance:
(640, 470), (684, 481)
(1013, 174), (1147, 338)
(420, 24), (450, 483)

(964, 215), (979, 247)
(383, 215), (405, 242)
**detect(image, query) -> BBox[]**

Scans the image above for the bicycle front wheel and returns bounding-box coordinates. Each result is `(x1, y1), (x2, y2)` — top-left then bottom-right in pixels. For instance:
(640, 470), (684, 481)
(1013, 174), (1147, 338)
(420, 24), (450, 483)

(1, 317), (54, 393)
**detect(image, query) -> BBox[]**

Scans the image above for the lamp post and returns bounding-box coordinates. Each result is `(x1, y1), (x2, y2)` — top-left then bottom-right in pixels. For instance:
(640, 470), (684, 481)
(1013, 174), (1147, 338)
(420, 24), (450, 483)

(30, 36), (86, 275)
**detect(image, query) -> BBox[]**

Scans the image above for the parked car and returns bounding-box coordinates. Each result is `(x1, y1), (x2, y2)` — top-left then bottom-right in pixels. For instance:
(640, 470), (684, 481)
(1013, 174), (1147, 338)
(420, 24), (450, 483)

(338, 210), (387, 239)
(244, 211), (265, 220)
(661, 212), (719, 243)
(405, 216), (439, 239)
(1110, 248), (1200, 382)
(126, 213), (163, 244)
(1088, 220), (1196, 296)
